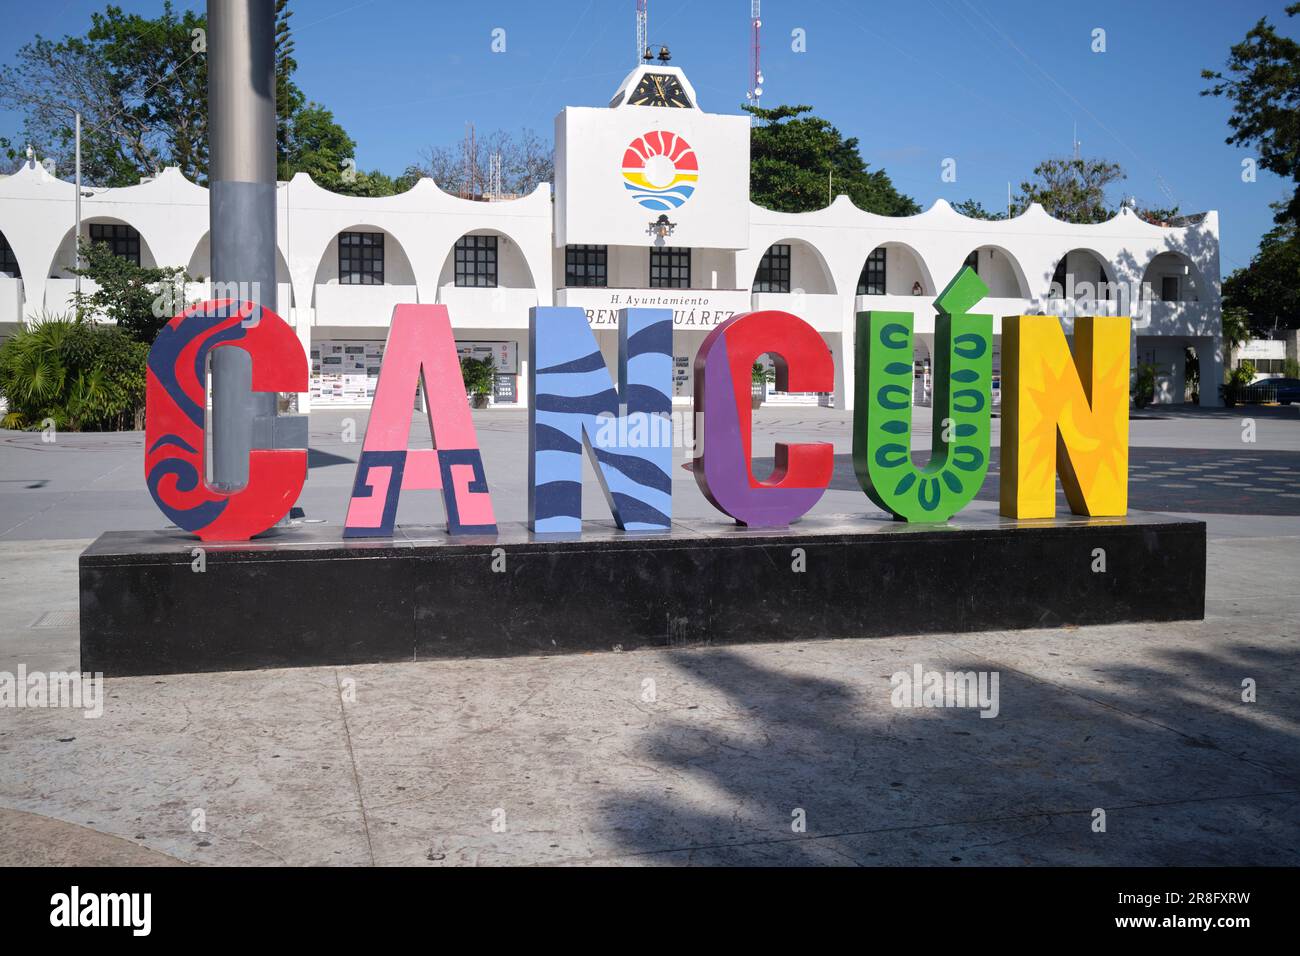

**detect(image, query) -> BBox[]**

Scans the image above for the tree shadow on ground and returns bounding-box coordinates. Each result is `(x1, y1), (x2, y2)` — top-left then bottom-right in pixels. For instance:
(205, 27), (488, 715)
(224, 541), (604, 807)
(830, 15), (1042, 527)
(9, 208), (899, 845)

(595, 637), (1300, 865)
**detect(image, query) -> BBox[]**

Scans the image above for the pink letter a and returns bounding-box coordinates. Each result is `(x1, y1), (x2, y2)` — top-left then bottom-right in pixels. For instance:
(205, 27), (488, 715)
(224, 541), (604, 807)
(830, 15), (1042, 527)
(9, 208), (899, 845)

(344, 304), (497, 537)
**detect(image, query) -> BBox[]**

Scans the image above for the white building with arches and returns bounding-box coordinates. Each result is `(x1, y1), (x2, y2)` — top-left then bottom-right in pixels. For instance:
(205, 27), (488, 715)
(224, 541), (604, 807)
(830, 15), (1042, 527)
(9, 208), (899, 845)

(0, 62), (1223, 411)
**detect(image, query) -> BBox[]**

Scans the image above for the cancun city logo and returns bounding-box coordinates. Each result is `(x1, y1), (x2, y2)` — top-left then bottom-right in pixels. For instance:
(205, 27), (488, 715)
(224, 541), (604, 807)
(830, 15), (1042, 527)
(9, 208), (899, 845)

(621, 131), (698, 211)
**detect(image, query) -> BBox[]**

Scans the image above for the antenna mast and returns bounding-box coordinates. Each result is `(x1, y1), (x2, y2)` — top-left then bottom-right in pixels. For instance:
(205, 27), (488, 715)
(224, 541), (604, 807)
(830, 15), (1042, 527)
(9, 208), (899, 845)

(462, 122), (479, 200)
(636, 0), (648, 64)
(746, 1), (763, 110)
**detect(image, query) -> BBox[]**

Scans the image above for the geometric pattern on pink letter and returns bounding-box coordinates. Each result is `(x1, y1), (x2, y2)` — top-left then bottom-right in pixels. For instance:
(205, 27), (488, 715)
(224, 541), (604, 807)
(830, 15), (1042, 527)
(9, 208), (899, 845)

(344, 304), (497, 537)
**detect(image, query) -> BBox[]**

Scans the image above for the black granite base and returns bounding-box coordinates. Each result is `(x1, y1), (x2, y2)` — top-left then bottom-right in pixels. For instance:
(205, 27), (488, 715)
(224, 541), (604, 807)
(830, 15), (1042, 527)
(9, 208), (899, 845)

(79, 511), (1206, 677)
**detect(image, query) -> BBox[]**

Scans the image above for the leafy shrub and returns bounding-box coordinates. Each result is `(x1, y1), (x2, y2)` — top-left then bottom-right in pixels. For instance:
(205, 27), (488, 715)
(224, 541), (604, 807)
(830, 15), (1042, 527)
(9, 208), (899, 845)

(1228, 360), (1256, 388)
(72, 239), (195, 343)
(459, 355), (496, 396)
(1132, 362), (1157, 408)
(0, 315), (148, 431)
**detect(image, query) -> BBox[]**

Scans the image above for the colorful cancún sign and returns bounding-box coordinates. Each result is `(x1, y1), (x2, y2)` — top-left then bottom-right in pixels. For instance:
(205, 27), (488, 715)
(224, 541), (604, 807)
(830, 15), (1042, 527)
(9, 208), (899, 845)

(143, 266), (1131, 541)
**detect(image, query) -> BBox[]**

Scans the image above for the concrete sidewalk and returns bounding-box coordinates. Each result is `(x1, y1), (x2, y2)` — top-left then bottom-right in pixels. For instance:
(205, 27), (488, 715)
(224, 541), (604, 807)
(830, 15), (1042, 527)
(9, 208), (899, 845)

(1, 526), (1297, 865)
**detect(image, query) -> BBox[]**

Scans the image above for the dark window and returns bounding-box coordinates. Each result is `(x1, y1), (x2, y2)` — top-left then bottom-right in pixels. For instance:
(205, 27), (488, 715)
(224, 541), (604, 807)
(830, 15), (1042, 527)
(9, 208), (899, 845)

(88, 222), (140, 266)
(964, 249), (980, 275)
(338, 231), (385, 285)
(1050, 259), (1066, 296)
(1053, 254), (1107, 296)
(857, 247), (887, 296)
(754, 244), (791, 293)
(565, 244), (607, 287)
(455, 234), (498, 287)
(0, 231), (18, 277)
(649, 246), (690, 288)
(1160, 276), (1180, 302)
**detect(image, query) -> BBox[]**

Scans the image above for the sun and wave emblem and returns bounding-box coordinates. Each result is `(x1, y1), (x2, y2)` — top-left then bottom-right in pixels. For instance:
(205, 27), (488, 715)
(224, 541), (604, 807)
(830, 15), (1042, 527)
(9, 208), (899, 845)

(621, 131), (698, 211)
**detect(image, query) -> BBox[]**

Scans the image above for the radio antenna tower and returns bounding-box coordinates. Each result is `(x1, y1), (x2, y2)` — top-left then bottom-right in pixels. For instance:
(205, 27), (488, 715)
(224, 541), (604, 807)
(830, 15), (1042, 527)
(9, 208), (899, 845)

(746, 1), (764, 111)
(636, 0), (648, 64)
(461, 122), (479, 200)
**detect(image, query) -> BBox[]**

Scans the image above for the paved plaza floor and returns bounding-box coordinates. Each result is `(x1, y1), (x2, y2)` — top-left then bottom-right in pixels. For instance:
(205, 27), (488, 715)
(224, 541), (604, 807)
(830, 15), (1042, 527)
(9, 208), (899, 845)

(0, 405), (1297, 864)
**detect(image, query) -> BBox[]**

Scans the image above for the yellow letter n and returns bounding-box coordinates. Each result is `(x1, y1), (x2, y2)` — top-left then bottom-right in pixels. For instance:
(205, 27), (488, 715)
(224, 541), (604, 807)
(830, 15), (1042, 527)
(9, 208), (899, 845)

(1000, 315), (1130, 519)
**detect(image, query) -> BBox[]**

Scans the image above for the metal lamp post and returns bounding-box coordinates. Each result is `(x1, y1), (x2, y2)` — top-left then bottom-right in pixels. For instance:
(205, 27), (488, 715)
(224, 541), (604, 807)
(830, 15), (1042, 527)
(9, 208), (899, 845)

(74, 111), (82, 299)
(206, 0), (299, 492)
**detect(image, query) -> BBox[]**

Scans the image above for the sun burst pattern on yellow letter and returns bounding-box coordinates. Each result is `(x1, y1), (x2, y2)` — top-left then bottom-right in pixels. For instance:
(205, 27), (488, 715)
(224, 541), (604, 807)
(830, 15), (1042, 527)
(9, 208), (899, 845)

(1000, 315), (1130, 519)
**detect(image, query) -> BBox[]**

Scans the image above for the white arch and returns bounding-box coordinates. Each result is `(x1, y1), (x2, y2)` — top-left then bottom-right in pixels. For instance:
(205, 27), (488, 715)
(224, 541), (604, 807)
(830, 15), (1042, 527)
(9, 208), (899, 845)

(1140, 250), (1205, 303)
(311, 224), (419, 306)
(436, 228), (539, 291)
(964, 244), (1029, 298)
(859, 240), (935, 296)
(750, 238), (837, 294)
(186, 231), (294, 307)
(1046, 247), (1117, 299)
(0, 226), (21, 279)
(50, 216), (159, 278)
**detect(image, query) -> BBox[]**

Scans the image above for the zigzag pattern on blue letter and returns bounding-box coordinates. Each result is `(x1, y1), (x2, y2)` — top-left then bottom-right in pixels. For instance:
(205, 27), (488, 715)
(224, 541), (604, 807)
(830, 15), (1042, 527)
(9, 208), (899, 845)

(529, 306), (673, 533)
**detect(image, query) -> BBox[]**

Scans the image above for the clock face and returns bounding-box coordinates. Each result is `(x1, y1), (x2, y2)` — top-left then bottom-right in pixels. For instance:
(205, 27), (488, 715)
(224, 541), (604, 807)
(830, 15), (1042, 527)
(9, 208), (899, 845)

(629, 72), (692, 108)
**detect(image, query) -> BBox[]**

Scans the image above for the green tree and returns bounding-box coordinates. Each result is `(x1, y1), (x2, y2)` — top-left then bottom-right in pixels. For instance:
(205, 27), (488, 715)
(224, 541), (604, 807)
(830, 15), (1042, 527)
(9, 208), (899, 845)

(951, 198), (1007, 220)
(276, 103), (412, 196)
(1132, 205), (1182, 226)
(71, 239), (194, 343)
(744, 104), (919, 215)
(958, 158), (1170, 224)
(0, 0), (400, 193)
(1205, 5), (1300, 331)
(1201, 3), (1300, 225)
(279, 103), (354, 187)
(1221, 304), (1252, 352)
(0, 2), (207, 185)
(274, 0), (305, 174)
(1222, 214), (1300, 332)
(1013, 157), (1126, 224)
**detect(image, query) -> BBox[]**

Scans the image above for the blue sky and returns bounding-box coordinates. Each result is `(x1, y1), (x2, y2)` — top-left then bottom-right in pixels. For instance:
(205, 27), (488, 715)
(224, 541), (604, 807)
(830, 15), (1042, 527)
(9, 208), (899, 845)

(1, 0), (1295, 271)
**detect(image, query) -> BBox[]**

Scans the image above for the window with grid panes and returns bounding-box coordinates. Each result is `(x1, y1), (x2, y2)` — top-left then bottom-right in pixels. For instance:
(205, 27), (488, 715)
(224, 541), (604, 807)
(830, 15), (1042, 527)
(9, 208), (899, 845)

(649, 246), (690, 289)
(88, 223), (141, 265)
(0, 231), (18, 277)
(455, 235), (498, 287)
(565, 244), (607, 287)
(857, 247), (886, 295)
(753, 244), (791, 293)
(338, 231), (385, 285)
